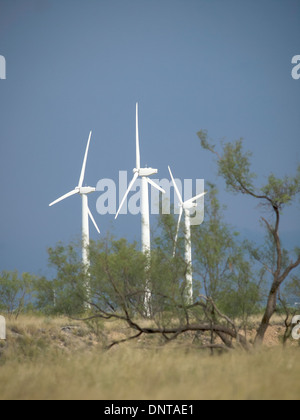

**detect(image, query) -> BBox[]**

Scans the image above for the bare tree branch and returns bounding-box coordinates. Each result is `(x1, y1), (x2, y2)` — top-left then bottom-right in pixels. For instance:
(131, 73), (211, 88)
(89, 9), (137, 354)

(106, 331), (143, 350)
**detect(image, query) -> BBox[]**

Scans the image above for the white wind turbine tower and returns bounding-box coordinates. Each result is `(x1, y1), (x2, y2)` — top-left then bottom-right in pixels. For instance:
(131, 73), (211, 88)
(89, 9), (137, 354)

(168, 166), (206, 305)
(115, 103), (165, 315)
(49, 131), (100, 271)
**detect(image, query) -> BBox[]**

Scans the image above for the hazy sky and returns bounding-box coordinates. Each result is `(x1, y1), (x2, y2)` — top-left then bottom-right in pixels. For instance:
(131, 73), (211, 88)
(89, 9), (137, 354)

(0, 0), (299, 276)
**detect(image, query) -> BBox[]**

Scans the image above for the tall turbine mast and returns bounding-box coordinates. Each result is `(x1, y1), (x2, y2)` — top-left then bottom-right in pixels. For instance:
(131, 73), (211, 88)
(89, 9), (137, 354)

(115, 103), (165, 315)
(49, 131), (100, 299)
(168, 166), (206, 304)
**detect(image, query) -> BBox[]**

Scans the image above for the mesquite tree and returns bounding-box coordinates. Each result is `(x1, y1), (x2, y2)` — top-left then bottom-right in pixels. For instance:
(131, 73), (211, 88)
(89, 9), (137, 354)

(197, 131), (300, 344)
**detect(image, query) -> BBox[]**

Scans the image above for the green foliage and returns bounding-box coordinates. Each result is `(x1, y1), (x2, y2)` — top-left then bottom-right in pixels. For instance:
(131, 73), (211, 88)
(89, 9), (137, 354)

(197, 129), (216, 153)
(33, 276), (57, 315)
(45, 242), (87, 315)
(197, 130), (300, 343)
(218, 140), (256, 194)
(197, 131), (300, 212)
(283, 275), (300, 302)
(261, 169), (300, 210)
(89, 237), (148, 317)
(0, 271), (34, 318)
(197, 132), (256, 194)
(192, 185), (263, 322)
(88, 234), (189, 322)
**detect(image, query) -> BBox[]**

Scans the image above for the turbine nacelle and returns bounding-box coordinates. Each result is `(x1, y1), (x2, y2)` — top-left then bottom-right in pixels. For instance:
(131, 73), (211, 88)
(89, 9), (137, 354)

(134, 167), (158, 177)
(77, 186), (96, 195)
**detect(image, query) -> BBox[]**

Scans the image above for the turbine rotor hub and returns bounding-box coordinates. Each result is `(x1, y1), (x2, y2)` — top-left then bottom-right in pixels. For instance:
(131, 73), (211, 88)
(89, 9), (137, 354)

(183, 202), (197, 210)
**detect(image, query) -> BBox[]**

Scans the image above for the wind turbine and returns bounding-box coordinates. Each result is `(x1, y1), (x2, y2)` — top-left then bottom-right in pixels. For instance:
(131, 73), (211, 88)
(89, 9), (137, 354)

(168, 166), (206, 305)
(115, 103), (165, 315)
(49, 131), (100, 270)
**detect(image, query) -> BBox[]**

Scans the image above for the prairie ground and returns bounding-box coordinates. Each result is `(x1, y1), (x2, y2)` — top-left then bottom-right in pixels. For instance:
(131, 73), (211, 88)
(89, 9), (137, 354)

(0, 315), (299, 400)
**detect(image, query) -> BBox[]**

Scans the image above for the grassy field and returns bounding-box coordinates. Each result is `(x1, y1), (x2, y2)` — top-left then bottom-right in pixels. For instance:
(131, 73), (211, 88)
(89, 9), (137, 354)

(0, 315), (299, 400)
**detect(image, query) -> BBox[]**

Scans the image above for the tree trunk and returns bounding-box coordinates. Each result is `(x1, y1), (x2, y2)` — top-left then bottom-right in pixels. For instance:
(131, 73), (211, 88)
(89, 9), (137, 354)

(255, 283), (278, 345)
(255, 253), (300, 345)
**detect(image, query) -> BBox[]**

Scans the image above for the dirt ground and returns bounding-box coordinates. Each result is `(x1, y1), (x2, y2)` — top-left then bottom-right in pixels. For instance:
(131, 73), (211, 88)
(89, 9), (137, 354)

(1, 314), (299, 359)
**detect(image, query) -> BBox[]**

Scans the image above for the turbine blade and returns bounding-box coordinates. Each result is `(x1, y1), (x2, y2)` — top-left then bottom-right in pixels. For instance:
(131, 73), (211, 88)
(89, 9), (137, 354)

(115, 172), (139, 219)
(78, 131), (92, 188)
(173, 206), (183, 257)
(87, 205), (100, 234)
(136, 103), (141, 170)
(49, 189), (78, 207)
(168, 166), (183, 205)
(184, 191), (207, 207)
(146, 177), (166, 194)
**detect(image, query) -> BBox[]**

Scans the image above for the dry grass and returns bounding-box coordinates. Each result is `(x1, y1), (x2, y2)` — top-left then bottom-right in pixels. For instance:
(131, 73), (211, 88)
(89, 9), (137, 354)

(0, 315), (299, 400)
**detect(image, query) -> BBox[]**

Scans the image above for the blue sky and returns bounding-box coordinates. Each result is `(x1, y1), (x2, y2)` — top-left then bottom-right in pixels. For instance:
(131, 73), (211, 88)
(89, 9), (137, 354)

(0, 0), (299, 276)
